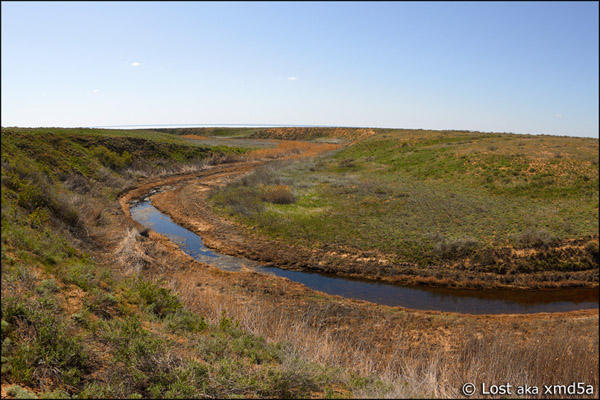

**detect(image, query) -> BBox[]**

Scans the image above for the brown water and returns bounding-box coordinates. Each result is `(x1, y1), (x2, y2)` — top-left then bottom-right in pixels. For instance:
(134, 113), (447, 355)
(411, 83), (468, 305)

(130, 191), (598, 315)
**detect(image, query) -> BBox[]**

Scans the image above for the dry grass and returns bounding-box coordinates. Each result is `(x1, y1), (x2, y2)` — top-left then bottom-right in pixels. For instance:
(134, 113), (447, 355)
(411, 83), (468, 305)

(262, 185), (296, 204)
(113, 228), (155, 275)
(246, 140), (339, 161)
(166, 269), (598, 399)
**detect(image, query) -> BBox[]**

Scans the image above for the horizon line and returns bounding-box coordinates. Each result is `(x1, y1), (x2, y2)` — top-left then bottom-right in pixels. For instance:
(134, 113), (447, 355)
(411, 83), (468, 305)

(1, 124), (597, 139)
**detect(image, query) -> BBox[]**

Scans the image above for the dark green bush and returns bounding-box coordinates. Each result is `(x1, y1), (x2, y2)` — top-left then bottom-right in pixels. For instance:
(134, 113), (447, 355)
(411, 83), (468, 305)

(584, 240), (599, 261)
(136, 280), (182, 318)
(338, 158), (356, 168)
(165, 309), (207, 333)
(85, 290), (119, 320)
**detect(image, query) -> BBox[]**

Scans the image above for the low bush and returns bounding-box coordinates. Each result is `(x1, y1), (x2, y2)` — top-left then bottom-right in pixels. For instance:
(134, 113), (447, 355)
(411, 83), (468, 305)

(513, 228), (557, 248)
(262, 185), (296, 204)
(91, 146), (132, 170)
(239, 164), (282, 187)
(35, 279), (60, 295)
(6, 385), (37, 399)
(85, 290), (119, 320)
(1, 296), (89, 390)
(99, 316), (210, 398)
(211, 186), (265, 216)
(135, 280), (182, 318)
(165, 309), (208, 333)
(434, 237), (480, 260)
(584, 240), (599, 258)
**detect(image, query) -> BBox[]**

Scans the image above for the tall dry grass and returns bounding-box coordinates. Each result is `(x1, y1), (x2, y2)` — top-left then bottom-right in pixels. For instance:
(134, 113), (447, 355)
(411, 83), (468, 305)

(246, 141), (339, 161)
(168, 272), (598, 399)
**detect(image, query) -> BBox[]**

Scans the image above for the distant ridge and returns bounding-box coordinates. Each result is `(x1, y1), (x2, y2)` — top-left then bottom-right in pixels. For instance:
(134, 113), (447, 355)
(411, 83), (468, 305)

(88, 123), (366, 130)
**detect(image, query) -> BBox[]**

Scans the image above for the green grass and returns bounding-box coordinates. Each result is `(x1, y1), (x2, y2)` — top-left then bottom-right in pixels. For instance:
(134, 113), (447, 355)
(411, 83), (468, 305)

(1, 127), (245, 183)
(209, 130), (599, 269)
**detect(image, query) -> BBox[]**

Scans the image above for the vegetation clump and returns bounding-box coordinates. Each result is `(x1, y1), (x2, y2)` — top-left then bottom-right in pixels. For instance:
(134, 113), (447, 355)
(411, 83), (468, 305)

(512, 228), (557, 248)
(210, 164), (298, 216)
(263, 185), (296, 204)
(433, 236), (481, 260)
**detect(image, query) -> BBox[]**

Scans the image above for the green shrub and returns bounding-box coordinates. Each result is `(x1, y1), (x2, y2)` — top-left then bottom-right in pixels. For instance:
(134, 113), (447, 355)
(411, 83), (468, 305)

(91, 146), (132, 170)
(6, 385), (38, 399)
(63, 263), (97, 291)
(39, 389), (71, 399)
(338, 158), (356, 168)
(28, 207), (50, 228)
(1, 297), (88, 389)
(434, 237), (480, 260)
(101, 316), (210, 398)
(136, 280), (182, 318)
(513, 228), (556, 248)
(85, 290), (119, 320)
(584, 240), (599, 260)
(17, 184), (49, 211)
(239, 165), (282, 187)
(165, 309), (207, 333)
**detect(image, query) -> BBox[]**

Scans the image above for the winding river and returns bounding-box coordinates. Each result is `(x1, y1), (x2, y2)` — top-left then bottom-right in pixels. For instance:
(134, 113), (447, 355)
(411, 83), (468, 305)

(130, 189), (598, 315)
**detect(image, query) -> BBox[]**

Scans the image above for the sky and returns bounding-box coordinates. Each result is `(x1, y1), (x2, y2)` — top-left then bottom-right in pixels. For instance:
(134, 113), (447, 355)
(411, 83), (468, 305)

(1, 1), (598, 137)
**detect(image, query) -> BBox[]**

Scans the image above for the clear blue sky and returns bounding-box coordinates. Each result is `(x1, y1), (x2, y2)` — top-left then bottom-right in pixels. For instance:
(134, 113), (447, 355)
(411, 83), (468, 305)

(2, 1), (598, 137)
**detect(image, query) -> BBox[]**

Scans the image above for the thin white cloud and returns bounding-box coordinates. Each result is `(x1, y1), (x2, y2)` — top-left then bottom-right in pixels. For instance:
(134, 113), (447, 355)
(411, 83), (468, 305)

(287, 76), (297, 81)
(555, 114), (563, 118)
(131, 62), (141, 67)
(92, 89), (100, 93)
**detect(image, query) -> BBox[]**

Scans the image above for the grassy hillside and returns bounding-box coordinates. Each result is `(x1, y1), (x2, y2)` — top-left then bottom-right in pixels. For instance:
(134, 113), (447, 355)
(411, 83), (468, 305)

(209, 129), (599, 287)
(1, 128), (378, 398)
